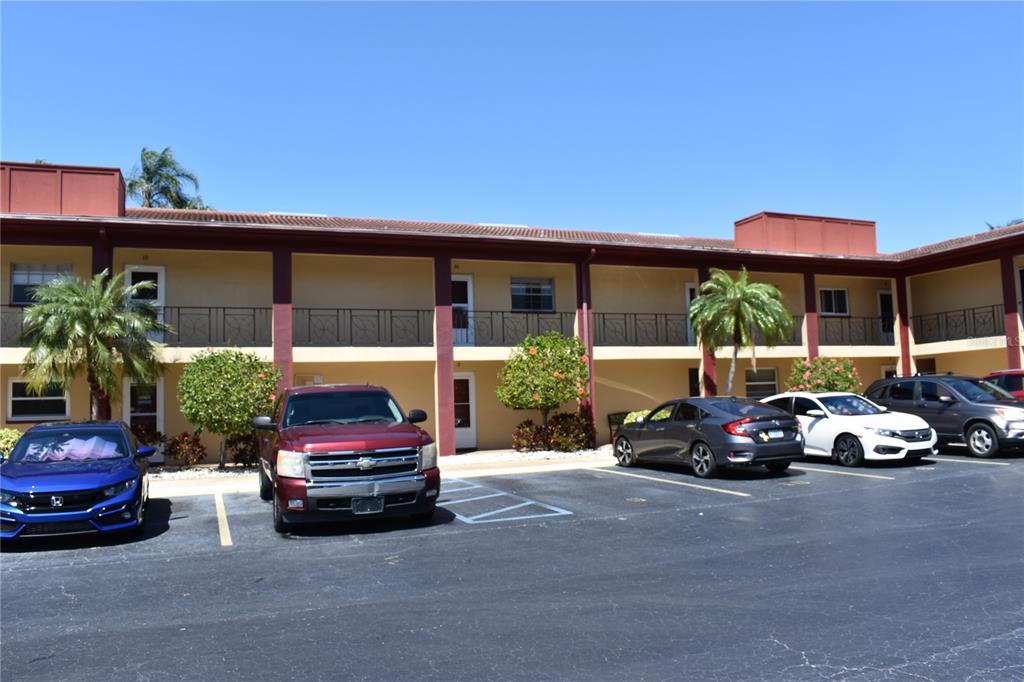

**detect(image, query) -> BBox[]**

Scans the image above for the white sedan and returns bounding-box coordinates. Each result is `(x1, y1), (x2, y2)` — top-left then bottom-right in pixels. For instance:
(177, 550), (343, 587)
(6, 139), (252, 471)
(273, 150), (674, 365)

(761, 391), (937, 466)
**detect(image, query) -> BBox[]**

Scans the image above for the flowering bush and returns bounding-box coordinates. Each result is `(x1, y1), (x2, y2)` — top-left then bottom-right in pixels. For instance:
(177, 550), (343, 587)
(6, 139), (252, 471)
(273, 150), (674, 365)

(165, 432), (207, 468)
(511, 420), (547, 451)
(785, 357), (862, 393)
(496, 332), (591, 429)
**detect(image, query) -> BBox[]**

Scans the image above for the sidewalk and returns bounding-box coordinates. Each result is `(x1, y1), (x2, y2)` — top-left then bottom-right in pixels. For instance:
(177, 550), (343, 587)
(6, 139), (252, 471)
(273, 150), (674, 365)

(149, 448), (617, 497)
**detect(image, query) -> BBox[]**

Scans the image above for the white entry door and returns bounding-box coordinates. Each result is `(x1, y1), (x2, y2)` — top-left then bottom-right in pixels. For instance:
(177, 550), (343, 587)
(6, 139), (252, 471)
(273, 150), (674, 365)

(454, 373), (477, 450)
(452, 275), (474, 346)
(685, 282), (699, 345)
(125, 265), (166, 342)
(122, 377), (165, 463)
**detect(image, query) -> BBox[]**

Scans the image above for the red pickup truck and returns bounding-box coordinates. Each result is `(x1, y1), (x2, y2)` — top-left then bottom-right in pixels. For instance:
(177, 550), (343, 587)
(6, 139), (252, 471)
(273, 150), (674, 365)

(252, 384), (440, 533)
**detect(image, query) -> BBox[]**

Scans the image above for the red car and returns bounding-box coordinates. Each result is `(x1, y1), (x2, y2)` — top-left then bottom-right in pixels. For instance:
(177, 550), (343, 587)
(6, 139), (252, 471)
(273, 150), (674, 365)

(984, 370), (1024, 399)
(253, 384), (440, 533)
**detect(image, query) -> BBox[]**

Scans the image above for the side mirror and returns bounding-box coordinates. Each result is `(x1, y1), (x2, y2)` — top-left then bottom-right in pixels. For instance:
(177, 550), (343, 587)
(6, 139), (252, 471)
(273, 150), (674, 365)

(938, 395), (956, 404)
(136, 446), (156, 458)
(407, 409), (428, 424)
(877, 406), (888, 412)
(252, 415), (276, 431)
(806, 409), (826, 418)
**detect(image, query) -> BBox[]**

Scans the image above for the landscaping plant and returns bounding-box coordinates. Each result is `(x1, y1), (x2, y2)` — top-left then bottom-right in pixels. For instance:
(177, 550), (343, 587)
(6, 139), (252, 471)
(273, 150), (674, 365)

(177, 349), (281, 467)
(0, 428), (22, 457)
(546, 412), (596, 451)
(165, 432), (207, 469)
(785, 357), (862, 393)
(496, 331), (591, 431)
(511, 420), (547, 452)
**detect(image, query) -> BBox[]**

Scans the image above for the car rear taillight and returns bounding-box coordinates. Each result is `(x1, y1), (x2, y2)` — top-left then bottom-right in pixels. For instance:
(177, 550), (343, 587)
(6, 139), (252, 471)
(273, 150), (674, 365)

(722, 417), (754, 437)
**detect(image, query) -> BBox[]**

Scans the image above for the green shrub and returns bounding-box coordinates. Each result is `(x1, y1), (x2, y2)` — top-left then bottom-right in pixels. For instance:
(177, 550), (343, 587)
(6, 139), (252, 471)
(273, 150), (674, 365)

(226, 432), (260, 467)
(165, 432), (207, 469)
(624, 410), (650, 424)
(0, 428), (22, 457)
(496, 331), (590, 429)
(511, 420), (546, 452)
(547, 412), (596, 451)
(785, 357), (862, 393)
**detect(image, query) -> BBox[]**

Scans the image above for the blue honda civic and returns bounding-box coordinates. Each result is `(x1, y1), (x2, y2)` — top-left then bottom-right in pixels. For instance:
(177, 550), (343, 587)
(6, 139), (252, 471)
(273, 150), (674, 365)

(0, 422), (155, 539)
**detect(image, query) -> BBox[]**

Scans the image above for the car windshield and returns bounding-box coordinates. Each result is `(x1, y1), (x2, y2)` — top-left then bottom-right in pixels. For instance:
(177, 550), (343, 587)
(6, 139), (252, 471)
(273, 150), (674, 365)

(7, 429), (129, 464)
(819, 395), (882, 416)
(710, 400), (783, 417)
(283, 391), (405, 428)
(947, 379), (1015, 403)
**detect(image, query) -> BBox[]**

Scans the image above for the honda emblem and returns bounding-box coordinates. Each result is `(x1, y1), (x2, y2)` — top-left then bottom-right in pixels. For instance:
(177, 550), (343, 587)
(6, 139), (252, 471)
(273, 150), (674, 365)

(50, 495), (64, 507)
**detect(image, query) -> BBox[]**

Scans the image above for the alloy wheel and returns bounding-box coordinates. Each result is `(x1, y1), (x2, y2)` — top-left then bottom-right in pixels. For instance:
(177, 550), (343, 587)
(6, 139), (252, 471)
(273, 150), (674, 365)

(615, 439), (636, 467)
(835, 436), (862, 467)
(968, 426), (995, 456)
(692, 444), (712, 477)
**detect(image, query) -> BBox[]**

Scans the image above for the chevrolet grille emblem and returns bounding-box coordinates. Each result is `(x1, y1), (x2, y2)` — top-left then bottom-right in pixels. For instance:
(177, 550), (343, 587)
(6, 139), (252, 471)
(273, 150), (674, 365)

(356, 457), (376, 471)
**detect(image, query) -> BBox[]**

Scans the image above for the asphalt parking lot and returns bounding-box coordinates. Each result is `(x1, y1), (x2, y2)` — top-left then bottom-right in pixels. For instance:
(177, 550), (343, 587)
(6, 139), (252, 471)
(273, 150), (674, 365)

(3, 452), (1023, 681)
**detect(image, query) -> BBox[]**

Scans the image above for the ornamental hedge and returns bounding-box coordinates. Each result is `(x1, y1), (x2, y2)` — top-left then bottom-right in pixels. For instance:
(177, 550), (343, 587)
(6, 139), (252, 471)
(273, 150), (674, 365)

(785, 357), (862, 393)
(496, 332), (590, 429)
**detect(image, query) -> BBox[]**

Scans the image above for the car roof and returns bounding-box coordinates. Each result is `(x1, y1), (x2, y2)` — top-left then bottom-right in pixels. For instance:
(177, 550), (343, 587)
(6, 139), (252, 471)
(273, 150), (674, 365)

(985, 369), (1024, 376)
(766, 391), (857, 399)
(285, 384), (389, 396)
(875, 374), (976, 383)
(25, 421), (128, 433)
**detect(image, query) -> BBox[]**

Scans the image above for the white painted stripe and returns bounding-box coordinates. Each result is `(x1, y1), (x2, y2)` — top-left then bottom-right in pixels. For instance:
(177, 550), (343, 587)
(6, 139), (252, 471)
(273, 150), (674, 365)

(440, 485), (482, 494)
(588, 467), (751, 497)
(467, 500), (534, 521)
(214, 493), (233, 547)
(440, 492), (508, 505)
(468, 511), (572, 524)
(790, 465), (895, 480)
(927, 456), (1011, 467)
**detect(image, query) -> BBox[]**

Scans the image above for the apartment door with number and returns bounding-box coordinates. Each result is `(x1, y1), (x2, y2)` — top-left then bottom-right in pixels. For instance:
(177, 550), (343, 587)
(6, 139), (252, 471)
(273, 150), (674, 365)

(878, 291), (895, 345)
(125, 265), (166, 342)
(452, 275), (474, 346)
(454, 373), (477, 450)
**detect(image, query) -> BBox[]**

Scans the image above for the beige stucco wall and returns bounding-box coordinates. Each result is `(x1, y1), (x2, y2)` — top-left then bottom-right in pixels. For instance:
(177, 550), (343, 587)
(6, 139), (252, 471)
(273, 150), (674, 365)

(591, 265), (697, 314)
(916, 348), (1007, 377)
(593, 359), (699, 443)
(293, 254), (434, 310)
(113, 248), (272, 307)
(816, 275), (892, 318)
(910, 261), (1001, 316)
(1, 245), (93, 306)
(452, 259), (575, 312)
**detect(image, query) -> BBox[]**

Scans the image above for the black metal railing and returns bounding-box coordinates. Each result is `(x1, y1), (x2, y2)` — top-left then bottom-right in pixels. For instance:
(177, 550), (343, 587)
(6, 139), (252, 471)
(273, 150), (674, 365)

(819, 316), (896, 346)
(912, 304), (1003, 344)
(593, 313), (694, 346)
(293, 308), (434, 346)
(162, 307), (272, 346)
(454, 310), (576, 346)
(1, 306), (26, 347)
(750, 315), (804, 346)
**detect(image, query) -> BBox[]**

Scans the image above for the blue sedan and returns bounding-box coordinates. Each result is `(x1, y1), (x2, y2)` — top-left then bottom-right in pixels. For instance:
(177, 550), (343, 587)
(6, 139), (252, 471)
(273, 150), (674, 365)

(0, 422), (155, 539)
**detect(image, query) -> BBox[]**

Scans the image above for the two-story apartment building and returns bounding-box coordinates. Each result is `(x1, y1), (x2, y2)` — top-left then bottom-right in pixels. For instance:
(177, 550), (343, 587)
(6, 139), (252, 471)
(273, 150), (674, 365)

(2, 161), (1022, 456)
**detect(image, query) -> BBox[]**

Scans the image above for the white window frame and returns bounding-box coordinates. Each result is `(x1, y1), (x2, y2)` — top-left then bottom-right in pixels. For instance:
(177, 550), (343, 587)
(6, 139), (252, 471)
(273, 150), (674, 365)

(9, 263), (73, 306)
(453, 372), (477, 450)
(819, 288), (850, 317)
(122, 376), (165, 435)
(510, 277), (555, 313)
(744, 367), (778, 398)
(7, 378), (70, 422)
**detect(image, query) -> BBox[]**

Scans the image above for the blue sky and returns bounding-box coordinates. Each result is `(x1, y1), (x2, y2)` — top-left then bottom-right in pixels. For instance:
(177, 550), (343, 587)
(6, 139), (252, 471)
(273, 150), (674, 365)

(2, 2), (1021, 252)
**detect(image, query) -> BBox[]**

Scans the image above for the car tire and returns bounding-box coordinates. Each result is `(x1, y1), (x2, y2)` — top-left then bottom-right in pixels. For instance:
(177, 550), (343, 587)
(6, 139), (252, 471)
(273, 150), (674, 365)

(690, 442), (719, 479)
(272, 494), (293, 534)
(834, 435), (865, 467)
(765, 461), (791, 473)
(614, 437), (638, 467)
(259, 465), (273, 501)
(966, 423), (999, 458)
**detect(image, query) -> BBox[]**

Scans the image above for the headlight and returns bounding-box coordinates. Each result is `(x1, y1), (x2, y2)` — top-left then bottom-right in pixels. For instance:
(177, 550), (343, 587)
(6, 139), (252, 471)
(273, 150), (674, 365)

(0, 490), (17, 506)
(994, 408), (1024, 422)
(102, 479), (136, 498)
(276, 450), (306, 479)
(419, 442), (437, 470)
(864, 427), (898, 438)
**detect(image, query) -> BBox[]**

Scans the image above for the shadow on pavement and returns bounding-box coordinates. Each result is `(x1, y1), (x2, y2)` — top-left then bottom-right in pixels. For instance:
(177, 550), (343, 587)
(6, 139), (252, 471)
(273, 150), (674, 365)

(1, 498), (173, 553)
(281, 507), (457, 539)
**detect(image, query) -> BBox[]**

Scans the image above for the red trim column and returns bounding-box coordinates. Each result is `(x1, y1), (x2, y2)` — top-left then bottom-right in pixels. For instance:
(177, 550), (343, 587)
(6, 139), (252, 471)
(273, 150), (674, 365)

(697, 267), (717, 396)
(272, 248), (293, 391)
(803, 272), (819, 359)
(895, 275), (913, 377)
(433, 256), (456, 456)
(92, 228), (112, 276)
(575, 260), (596, 419)
(1000, 254), (1022, 369)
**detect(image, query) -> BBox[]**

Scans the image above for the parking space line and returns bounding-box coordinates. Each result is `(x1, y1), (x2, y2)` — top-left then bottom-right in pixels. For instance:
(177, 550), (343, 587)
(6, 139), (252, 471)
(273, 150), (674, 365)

(441, 478), (574, 524)
(441, 492), (508, 506)
(214, 493), (233, 547)
(441, 484), (484, 493)
(927, 456), (1011, 467)
(587, 468), (752, 497)
(468, 501), (534, 520)
(790, 465), (895, 480)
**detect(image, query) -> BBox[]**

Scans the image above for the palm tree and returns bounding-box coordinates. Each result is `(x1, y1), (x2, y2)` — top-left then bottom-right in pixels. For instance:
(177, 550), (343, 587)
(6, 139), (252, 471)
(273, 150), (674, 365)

(689, 267), (793, 395)
(20, 270), (171, 420)
(125, 146), (200, 208)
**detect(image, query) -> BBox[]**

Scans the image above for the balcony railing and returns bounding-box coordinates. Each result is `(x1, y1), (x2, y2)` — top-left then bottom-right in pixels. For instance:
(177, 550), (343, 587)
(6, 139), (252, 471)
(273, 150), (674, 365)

(819, 316), (895, 346)
(2, 305), (273, 347)
(593, 313), (694, 346)
(293, 308), (434, 347)
(750, 315), (804, 346)
(454, 310), (575, 347)
(912, 304), (1003, 344)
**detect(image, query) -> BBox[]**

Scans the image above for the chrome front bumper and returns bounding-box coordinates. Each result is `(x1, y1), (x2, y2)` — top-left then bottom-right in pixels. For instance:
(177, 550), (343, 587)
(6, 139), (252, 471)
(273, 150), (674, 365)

(305, 473), (426, 498)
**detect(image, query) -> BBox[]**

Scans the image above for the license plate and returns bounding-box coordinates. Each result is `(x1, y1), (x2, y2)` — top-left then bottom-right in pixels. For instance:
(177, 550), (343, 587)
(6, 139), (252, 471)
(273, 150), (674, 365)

(768, 429), (785, 440)
(352, 497), (385, 515)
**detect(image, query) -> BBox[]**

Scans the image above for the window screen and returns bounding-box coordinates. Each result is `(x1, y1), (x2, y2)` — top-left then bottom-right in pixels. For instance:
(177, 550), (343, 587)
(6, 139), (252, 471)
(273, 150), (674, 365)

(744, 368), (778, 399)
(819, 289), (849, 316)
(510, 278), (554, 312)
(8, 380), (69, 420)
(10, 264), (72, 305)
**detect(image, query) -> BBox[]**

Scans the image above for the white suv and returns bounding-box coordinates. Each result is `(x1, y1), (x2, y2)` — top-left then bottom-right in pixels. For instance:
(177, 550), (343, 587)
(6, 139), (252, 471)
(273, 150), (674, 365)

(762, 392), (937, 467)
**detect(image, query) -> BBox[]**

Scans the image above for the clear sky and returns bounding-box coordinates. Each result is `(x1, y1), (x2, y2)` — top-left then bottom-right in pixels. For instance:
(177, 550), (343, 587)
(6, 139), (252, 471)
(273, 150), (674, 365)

(2, 2), (1022, 252)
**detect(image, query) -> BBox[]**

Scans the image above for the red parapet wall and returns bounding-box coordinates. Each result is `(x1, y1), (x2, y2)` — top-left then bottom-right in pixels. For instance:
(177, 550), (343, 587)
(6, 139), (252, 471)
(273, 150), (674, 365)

(735, 212), (877, 257)
(1, 162), (125, 217)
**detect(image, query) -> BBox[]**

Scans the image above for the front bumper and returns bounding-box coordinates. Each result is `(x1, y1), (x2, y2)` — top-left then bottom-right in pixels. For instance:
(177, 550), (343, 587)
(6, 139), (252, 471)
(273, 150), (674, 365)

(0, 492), (144, 539)
(863, 433), (938, 460)
(277, 468), (441, 524)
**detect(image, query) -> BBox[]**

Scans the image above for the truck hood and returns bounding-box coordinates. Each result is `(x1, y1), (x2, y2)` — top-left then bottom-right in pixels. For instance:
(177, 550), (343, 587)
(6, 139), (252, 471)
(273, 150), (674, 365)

(280, 422), (431, 453)
(0, 459), (139, 494)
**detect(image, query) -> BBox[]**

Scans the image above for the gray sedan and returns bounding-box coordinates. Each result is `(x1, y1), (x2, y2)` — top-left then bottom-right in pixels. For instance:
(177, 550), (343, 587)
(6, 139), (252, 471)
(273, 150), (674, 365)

(614, 397), (805, 478)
